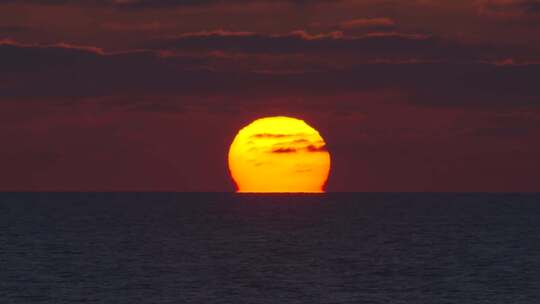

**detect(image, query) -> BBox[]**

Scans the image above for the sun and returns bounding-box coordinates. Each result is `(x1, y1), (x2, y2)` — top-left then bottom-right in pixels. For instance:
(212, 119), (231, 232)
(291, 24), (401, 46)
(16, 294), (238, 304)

(228, 116), (331, 193)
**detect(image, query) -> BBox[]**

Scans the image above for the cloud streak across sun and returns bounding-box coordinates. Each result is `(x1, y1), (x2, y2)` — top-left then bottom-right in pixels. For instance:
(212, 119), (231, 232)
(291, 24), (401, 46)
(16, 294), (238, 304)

(228, 116), (331, 193)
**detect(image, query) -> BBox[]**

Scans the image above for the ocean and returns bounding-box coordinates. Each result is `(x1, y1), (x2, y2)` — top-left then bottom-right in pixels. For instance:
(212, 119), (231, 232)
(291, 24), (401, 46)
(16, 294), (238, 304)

(1, 193), (539, 303)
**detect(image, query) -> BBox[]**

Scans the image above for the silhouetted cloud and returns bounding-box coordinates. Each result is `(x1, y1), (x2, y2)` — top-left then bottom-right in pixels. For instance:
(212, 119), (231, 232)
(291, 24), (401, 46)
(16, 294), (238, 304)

(306, 144), (327, 152)
(270, 143), (328, 153)
(251, 133), (294, 139)
(339, 18), (395, 30)
(271, 147), (298, 153)
(0, 0), (335, 8)
(480, 0), (540, 13)
(2, 39), (540, 108)
(291, 139), (310, 144)
(151, 30), (540, 64)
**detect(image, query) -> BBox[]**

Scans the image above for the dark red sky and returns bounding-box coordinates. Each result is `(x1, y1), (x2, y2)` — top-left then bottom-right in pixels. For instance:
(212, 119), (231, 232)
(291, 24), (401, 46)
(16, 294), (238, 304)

(1, 0), (539, 191)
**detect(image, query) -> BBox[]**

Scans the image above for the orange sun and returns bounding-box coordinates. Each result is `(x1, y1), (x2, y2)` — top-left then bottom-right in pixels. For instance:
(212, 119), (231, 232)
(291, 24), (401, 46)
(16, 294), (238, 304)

(228, 116), (331, 193)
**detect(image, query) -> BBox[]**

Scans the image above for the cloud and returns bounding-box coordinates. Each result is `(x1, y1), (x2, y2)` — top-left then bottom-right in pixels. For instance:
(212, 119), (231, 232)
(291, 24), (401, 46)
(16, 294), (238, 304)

(0, 0), (335, 8)
(1, 39), (540, 108)
(114, 0), (337, 8)
(151, 29), (539, 64)
(250, 133), (310, 139)
(0, 39), (105, 54)
(291, 139), (310, 144)
(271, 147), (298, 153)
(0, 40), (209, 98)
(306, 144), (327, 152)
(477, 0), (540, 18)
(339, 18), (396, 30)
(270, 143), (328, 153)
(250, 133), (295, 139)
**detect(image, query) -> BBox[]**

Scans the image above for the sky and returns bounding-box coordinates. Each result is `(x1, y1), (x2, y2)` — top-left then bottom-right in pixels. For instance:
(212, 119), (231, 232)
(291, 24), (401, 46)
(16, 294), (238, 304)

(1, 0), (539, 191)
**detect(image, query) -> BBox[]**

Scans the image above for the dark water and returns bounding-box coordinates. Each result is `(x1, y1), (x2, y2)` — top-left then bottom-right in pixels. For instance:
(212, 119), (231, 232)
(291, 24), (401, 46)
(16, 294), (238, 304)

(1, 193), (540, 303)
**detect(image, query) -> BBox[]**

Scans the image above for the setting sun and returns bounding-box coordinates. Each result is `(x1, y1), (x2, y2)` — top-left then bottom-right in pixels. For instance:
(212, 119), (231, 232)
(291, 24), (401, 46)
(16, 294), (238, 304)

(228, 116), (331, 193)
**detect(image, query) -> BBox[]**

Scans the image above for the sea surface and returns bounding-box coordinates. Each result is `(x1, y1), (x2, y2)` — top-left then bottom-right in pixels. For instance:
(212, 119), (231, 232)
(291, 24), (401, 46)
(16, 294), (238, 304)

(1, 193), (539, 303)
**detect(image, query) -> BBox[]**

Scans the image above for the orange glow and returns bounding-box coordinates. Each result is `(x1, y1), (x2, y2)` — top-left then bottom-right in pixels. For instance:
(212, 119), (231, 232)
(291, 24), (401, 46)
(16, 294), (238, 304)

(228, 116), (331, 193)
